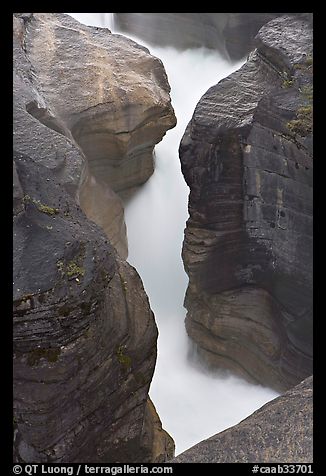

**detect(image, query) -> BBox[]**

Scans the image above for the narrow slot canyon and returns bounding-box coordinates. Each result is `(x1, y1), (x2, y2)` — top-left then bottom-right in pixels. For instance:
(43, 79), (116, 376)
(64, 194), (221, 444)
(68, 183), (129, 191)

(13, 12), (313, 464)
(68, 13), (279, 455)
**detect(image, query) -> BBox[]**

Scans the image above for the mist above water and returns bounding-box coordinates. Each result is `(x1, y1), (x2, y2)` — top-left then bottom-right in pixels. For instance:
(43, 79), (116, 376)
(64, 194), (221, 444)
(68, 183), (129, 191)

(68, 13), (279, 456)
(124, 45), (279, 455)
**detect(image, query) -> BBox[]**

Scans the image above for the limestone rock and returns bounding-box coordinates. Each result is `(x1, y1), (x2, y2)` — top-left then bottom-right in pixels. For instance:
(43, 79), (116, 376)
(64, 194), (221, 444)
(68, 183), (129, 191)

(13, 151), (169, 462)
(13, 13), (175, 462)
(114, 13), (291, 60)
(13, 15), (83, 199)
(13, 13), (176, 258)
(222, 13), (309, 61)
(13, 13), (125, 257)
(173, 376), (313, 463)
(141, 399), (175, 463)
(22, 13), (176, 196)
(180, 15), (313, 391)
(78, 168), (128, 259)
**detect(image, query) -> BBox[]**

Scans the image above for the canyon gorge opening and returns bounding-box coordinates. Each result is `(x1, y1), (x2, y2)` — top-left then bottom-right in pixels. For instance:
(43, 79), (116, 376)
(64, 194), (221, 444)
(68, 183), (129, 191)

(67, 13), (279, 455)
(13, 12), (312, 464)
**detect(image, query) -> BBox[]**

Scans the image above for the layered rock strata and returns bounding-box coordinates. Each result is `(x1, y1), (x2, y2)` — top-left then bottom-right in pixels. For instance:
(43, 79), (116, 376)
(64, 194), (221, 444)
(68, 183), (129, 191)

(14, 13), (176, 257)
(180, 15), (313, 391)
(13, 13), (175, 462)
(173, 376), (313, 463)
(114, 13), (289, 60)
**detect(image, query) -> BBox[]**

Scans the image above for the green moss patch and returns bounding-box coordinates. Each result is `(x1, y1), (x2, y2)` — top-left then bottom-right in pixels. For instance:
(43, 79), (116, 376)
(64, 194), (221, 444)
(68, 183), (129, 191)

(22, 195), (59, 215)
(300, 85), (313, 101)
(36, 203), (59, 215)
(305, 55), (313, 66)
(56, 258), (85, 281)
(66, 261), (85, 278)
(116, 345), (132, 371)
(282, 79), (294, 88)
(287, 104), (313, 137)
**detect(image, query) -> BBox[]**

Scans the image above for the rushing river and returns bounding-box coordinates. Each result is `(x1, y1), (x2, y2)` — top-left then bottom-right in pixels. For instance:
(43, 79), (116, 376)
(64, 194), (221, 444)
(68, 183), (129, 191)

(68, 13), (279, 455)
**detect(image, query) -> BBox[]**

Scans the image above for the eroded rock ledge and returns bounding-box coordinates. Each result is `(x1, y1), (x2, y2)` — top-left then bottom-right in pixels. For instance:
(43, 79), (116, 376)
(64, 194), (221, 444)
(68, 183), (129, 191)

(173, 376), (313, 463)
(14, 13), (176, 258)
(180, 15), (313, 391)
(13, 13), (175, 463)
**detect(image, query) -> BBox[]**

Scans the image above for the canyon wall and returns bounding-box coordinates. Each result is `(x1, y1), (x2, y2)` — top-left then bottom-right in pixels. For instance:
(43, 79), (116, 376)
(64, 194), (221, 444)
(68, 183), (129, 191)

(180, 15), (313, 391)
(114, 13), (289, 60)
(13, 13), (175, 463)
(13, 12), (313, 462)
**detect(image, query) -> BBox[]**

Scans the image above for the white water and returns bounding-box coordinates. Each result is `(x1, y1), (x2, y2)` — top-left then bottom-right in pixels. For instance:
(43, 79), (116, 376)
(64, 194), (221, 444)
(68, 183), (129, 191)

(68, 13), (279, 455)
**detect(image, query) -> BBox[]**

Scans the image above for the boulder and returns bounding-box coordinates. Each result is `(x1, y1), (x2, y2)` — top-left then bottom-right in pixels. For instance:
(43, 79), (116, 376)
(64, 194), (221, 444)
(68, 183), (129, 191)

(180, 15), (313, 391)
(173, 376), (313, 463)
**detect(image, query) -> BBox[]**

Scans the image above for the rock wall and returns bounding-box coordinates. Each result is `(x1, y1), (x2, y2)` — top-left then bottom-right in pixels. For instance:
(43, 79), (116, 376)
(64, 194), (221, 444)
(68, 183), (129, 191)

(173, 376), (313, 463)
(14, 13), (176, 258)
(13, 13), (175, 463)
(114, 13), (289, 60)
(180, 15), (313, 391)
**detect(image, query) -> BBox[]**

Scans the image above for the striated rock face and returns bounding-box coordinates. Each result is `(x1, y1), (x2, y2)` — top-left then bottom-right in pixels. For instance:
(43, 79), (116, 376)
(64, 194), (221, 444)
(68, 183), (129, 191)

(13, 150), (173, 463)
(180, 15), (313, 391)
(173, 376), (313, 463)
(13, 13), (176, 258)
(114, 13), (289, 60)
(13, 13), (175, 463)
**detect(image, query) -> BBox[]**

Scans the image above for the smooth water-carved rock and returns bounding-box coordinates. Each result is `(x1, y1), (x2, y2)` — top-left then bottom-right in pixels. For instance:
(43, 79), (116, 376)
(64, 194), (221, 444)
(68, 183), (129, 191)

(114, 13), (289, 60)
(173, 376), (313, 463)
(22, 13), (176, 196)
(13, 151), (167, 462)
(180, 15), (313, 391)
(13, 13), (175, 462)
(13, 15), (83, 199)
(141, 399), (175, 463)
(13, 13), (176, 257)
(78, 169), (128, 259)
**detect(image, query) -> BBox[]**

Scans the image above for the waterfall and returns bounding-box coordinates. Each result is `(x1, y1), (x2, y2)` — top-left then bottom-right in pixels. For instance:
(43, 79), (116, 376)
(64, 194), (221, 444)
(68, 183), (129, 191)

(67, 13), (279, 455)
(65, 12), (114, 30)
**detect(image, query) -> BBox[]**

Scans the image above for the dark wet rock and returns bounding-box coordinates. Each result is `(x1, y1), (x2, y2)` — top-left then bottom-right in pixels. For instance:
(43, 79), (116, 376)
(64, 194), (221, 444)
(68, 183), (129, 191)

(12, 151), (171, 462)
(114, 13), (293, 60)
(13, 15), (83, 199)
(173, 376), (313, 463)
(13, 12), (175, 462)
(180, 15), (313, 391)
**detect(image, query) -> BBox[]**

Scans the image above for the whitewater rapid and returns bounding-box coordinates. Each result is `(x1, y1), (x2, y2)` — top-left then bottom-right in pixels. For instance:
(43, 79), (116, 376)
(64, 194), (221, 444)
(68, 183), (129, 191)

(68, 13), (279, 455)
